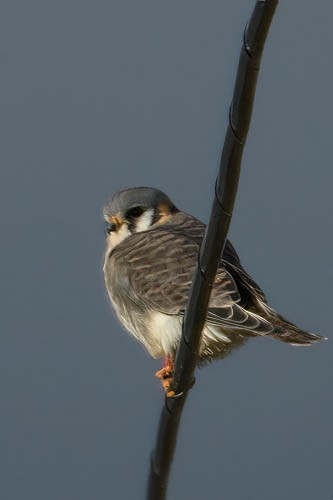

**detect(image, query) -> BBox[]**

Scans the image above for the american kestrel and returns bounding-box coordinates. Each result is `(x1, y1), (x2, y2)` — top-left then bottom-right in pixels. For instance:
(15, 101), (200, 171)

(103, 187), (323, 395)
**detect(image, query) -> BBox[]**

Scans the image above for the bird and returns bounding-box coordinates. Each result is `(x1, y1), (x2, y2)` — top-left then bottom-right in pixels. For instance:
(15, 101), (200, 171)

(103, 186), (324, 396)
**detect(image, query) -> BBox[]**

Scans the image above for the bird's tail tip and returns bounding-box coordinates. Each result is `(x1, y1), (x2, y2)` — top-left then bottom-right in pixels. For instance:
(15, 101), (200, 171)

(274, 329), (327, 347)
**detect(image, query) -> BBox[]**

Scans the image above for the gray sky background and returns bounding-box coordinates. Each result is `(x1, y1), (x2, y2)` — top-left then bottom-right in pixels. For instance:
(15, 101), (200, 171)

(1, 1), (332, 499)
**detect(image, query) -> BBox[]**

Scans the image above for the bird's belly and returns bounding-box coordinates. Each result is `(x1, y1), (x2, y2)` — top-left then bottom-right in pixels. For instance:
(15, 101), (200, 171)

(148, 312), (183, 358)
(148, 312), (233, 359)
(105, 263), (235, 360)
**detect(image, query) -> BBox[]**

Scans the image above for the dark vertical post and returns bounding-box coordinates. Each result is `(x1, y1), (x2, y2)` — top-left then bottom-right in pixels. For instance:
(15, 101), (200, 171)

(147, 2), (278, 498)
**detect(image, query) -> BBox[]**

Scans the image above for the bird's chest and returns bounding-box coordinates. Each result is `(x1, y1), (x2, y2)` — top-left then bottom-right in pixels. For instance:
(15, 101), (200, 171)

(103, 259), (140, 334)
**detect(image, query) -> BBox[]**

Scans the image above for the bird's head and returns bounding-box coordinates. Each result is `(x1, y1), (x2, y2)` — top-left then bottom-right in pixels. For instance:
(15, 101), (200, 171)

(103, 187), (179, 249)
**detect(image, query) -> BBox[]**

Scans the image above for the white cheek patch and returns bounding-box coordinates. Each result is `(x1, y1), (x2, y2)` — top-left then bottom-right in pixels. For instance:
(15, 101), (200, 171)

(109, 224), (131, 248)
(103, 227), (129, 272)
(135, 209), (154, 232)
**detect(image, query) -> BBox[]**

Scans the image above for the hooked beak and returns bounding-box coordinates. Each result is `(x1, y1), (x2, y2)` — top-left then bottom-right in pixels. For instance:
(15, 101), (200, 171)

(104, 215), (124, 235)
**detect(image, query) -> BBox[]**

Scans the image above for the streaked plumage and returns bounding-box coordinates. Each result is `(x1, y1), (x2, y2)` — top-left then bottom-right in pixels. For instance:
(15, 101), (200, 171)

(103, 187), (323, 363)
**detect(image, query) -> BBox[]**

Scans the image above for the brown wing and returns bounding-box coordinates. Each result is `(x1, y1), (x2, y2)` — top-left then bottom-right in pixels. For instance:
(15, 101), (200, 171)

(106, 212), (274, 335)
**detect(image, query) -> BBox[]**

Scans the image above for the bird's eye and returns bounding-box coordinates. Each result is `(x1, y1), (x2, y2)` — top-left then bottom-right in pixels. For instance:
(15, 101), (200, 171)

(126, 206), (144, 219)
(105, 223), (117, 235)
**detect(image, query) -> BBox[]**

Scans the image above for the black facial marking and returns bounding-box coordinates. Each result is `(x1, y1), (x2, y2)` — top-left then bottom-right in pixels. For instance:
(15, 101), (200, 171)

(125, 206), (144, 219)
(152, 209), (159, 225)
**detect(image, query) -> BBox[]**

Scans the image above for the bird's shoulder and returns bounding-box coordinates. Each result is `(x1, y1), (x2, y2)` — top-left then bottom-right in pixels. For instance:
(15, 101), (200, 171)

(105, 212), (206, 313)
(110, 211), (204, 265)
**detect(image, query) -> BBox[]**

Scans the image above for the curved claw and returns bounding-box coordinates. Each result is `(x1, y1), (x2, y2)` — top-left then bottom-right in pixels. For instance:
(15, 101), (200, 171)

(155, 359), (175, 397)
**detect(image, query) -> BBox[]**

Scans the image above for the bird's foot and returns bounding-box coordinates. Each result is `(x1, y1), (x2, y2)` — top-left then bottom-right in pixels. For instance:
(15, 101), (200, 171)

(155, 358), (175, 397)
